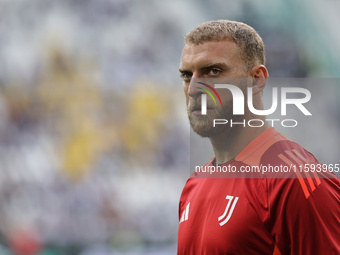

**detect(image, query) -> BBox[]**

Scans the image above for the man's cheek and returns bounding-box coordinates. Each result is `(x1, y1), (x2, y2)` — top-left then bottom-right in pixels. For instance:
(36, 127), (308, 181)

(185, 94), (189, 105)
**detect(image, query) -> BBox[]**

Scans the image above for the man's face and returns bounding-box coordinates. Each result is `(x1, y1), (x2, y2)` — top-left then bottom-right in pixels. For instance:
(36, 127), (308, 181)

(179, 40), (250, 137)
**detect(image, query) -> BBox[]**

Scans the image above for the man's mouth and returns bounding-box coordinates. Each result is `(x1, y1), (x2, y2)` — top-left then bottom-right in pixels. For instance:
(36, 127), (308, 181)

(190, 106), (214, 116)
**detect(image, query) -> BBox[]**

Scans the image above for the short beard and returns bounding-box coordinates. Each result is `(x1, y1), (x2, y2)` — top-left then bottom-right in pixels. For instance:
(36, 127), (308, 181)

(188, 81), (248, 138)
(188, 103), (245, 138)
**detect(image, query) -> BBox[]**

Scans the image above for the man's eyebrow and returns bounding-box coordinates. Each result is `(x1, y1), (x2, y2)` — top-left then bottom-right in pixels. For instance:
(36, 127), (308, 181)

(179, 68), (191, 73)
(199, 63), (229, 71)
(179, 63), (230, 73)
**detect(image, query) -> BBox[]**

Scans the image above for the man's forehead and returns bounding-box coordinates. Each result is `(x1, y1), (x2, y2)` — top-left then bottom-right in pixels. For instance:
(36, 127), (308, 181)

(183, 40), (237, 53)
(180, 40), (239, 69)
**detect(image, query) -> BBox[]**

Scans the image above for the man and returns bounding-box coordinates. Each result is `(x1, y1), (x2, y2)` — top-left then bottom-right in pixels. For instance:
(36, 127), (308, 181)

(177, 20), (340, 255)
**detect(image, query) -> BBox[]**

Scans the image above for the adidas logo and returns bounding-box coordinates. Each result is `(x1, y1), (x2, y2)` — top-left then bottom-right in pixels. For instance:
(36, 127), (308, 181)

(179, 202), (190, 224)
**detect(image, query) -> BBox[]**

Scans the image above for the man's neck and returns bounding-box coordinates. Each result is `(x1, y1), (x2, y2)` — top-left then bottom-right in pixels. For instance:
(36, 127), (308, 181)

(210, 119), (270, 165)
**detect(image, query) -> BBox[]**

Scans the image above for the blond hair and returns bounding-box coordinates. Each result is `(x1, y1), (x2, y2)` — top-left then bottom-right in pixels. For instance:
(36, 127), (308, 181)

(185, 20), (265, 70)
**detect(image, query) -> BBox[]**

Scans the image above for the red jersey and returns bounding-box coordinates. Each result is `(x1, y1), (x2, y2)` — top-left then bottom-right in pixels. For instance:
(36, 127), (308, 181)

(177, 128), (340, 255)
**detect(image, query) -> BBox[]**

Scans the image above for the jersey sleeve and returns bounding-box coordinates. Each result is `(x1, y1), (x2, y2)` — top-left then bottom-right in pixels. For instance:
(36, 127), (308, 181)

(262, 142), (340, 255)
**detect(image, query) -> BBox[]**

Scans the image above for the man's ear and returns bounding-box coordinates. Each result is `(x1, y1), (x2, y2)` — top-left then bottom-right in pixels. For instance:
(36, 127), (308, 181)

(250, 65), (268, 95)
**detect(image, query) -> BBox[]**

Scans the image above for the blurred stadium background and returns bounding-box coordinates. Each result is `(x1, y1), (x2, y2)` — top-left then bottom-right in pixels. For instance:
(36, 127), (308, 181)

(0, 0), (339, 254)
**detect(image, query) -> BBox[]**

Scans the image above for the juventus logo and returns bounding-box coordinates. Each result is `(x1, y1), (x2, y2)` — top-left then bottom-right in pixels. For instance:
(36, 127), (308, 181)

(218, 195), (239, 226)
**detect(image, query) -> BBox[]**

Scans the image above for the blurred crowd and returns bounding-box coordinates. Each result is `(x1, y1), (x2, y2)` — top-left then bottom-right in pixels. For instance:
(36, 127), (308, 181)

(0, 0), (339, 254)
(0, 46), (189, 254)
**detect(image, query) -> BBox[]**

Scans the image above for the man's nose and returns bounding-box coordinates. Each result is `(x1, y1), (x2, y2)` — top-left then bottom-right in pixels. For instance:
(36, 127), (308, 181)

(188, 75), (204, 98)
(189, 81), (204, 99)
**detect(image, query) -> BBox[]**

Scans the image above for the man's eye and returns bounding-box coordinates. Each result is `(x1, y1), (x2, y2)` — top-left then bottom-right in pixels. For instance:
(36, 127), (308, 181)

(181, 73), (192, 80)
(209, 69), (221, 75)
